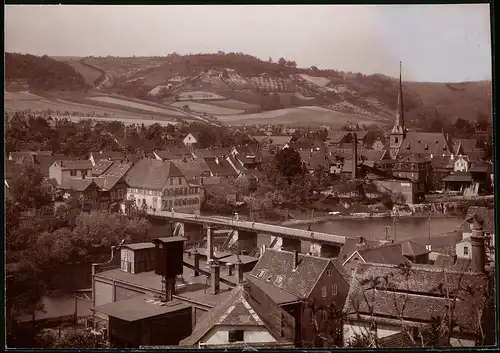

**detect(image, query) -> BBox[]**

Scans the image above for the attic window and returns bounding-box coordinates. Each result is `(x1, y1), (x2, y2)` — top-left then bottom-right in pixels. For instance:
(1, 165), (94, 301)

(228, 330), (244, 343)
(435, 140), (439, 144)
(274, 275), (284, 286)
(257, 269), (266, 279)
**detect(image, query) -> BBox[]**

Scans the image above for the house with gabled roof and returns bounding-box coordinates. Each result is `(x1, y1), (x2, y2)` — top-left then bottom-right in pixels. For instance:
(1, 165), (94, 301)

(102, 162), (133, 179)
(342, 260), (490, 347)
(183, 132), (200, 147)
(124, 159), (202, 213)
(230, 145), (262, 170)
(248, 249), (349, 347)
(179, 279), (295, 348)
(49, 160), (94, 186)
(154, 147), (193, 161)
(89, 151), (127, 166)
(341, 242), (410, 277)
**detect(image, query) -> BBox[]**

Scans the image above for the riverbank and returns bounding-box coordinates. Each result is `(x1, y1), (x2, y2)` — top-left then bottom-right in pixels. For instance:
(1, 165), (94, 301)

(281, 213), (459, 226)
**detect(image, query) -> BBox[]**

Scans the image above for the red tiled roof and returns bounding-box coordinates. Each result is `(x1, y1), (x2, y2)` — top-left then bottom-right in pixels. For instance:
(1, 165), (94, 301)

(102, 162), (133, 178)
(338, 238), (386, 263)
(357, 243), (410, 265)
(155, 148), (192, 160)
(398, 240), (431, 257)
(92, 160), (113, 176)
(172, 158), (212, 181)
(191, 148), (231, 159)
(93, 175), (124, 191)
(57, 178), (97, 192)
(180, 279), (295, 346)
(249, 249), (341, 299)
(124, 159), (183, 190)
(397, 132), (452, 157)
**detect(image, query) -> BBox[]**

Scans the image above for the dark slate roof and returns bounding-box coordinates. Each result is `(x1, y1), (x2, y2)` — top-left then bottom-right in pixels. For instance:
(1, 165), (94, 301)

(180, 279), (295, 346)
(92, 160), (113, 176)
(156, 147), (192, 160)
(171, 158), (212, 181)
(93, 295), (189, 322)
(57, 178), (96, 192)
(469, 162), (492, 173)
(124, 159), (183, 190)
(191, 148), (232, 159)
(249, 249), (333, 299)
(59, 160), (93, 170)
(205, 158), (239, 177)
(442, 172), (472, 182)
(299, 151), (331, 171)
(122, 242), (155, 251)
(397, 132), (453, 156)
(93, 175), (123, 191)
(465, 206), (494, 233)
(451, 138), (478, 154)
(327, 131), (350, 144)
(357, 243), (411, 265)
(102, 162), (133, 178)
(343, 262), (488, 334)
(398, 241), (431, 257)
(428, 155), (454, 170)
(338, 237), (385, 263)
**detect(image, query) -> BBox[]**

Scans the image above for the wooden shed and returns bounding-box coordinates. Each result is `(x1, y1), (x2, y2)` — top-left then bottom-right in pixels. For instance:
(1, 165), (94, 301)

(120, 243), (156, 274)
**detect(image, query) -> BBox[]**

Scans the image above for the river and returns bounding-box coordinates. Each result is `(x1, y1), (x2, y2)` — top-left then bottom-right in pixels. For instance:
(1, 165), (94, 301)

(256, 216), (463, 253)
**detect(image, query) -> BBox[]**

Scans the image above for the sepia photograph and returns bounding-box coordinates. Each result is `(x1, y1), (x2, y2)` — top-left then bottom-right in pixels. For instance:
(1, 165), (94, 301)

(4, 3), (496, 349)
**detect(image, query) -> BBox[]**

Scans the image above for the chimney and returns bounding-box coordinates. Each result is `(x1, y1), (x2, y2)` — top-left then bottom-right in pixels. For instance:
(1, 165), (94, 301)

(210, 262), (220, 295)
(193, 248), (200, 277)
(470, 228), (487, 273)
(163, 277), (176, 302)
(235, 257), (244, 284)
(292, 250), (299, 269)
(227, 262), (234, 276)
(352, 132), (357, 180)
(358, 236), (365, 245)
(206, 226), (213, 263)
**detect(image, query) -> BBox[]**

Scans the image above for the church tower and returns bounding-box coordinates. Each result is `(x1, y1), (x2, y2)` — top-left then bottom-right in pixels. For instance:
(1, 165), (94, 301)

(389, 62), (406, 159)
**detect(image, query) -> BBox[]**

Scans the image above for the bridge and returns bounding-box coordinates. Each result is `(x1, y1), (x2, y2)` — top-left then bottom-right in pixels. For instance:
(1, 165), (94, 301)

(147, 210), (346, 258)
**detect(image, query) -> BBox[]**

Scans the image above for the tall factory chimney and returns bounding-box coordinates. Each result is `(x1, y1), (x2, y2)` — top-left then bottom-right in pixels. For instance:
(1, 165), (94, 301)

(352, 131), (358, 180)
(470, 227), (487, 273)
(206, 226), (213, 263)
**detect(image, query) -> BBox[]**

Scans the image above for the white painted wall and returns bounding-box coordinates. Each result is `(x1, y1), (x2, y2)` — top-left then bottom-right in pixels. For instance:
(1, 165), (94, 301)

(201, 327), (276, 345)
(343, 322), (400, 346)
(455, 240), (472, 259)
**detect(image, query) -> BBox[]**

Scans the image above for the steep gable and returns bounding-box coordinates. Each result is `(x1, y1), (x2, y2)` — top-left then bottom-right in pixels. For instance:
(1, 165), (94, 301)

(124, 159), (183, 190)
(180, 279), (295, 346)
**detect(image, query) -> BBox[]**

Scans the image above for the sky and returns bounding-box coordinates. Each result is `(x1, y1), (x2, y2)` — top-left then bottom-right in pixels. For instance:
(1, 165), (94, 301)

(5, 4), (492, 82)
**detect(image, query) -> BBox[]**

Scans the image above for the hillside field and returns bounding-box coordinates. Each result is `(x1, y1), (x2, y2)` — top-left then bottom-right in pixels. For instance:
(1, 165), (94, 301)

(217, 106), (375, 128)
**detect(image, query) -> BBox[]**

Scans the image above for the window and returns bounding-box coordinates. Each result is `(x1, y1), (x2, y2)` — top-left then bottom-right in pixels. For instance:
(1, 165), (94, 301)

(332, 284), (338, 296)
(178, 177), (182, 185)
(81, 170), (87, 177)
(326, 270), (332, 276)
(170, 178), (173, 186)
(321, 285), (327, 298)
(142, 199), (146, 205)
(310, 311), (315, 324)
(464, 246), (469, 256)
(228, 330), (244, 343)
(70, 170), (77, 177)
(322, 310), (328, 322)
(257, 269), (266, 279)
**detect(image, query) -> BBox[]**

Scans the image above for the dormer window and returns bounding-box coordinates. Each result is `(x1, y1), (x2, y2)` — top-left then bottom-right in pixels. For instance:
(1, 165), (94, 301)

(257, 269), (266, 279)
(274, 275), (284, 286)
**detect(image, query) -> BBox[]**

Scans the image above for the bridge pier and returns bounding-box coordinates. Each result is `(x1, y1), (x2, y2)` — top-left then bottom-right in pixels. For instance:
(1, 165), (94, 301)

(281, 237), (302, 253)
(233, 230), (258, 255)
(183, 223), (204, 245)
(309, 242), (341, 258)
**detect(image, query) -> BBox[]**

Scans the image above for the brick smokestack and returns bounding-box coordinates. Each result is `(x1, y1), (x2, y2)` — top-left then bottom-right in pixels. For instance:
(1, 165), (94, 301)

(293, 250), (299, 269)
(352, 131), (357, 180)
(210, 262), (220, 295)
(470, 228), (487, 273)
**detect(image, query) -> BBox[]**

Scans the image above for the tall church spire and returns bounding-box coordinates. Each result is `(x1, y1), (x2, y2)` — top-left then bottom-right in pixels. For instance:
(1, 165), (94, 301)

(389, 62), (406, 159)
(395, 61), (405, 131)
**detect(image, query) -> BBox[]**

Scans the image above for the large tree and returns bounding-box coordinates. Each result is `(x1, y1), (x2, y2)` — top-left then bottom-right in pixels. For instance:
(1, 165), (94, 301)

(10, 164), (52, 211)
(274, 147), (305, 184)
